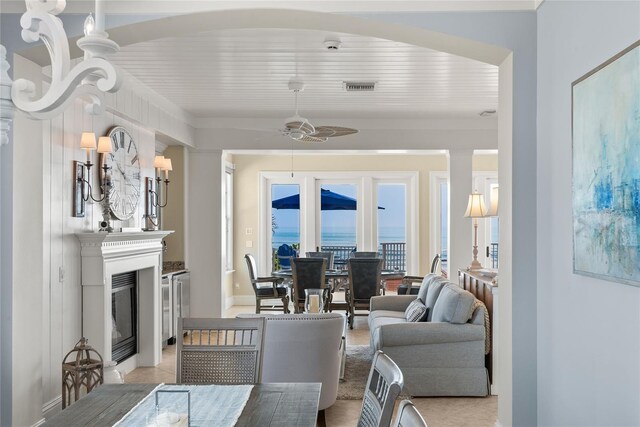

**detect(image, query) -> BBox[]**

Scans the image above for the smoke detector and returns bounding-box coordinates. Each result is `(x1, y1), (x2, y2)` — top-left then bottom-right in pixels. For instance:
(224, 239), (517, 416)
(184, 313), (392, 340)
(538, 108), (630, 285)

(323, 38), (342, 50)
(479, 109), (497, 117)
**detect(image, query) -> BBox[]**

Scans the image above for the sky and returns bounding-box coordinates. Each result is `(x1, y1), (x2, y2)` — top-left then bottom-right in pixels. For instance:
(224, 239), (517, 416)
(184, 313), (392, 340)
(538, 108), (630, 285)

(271, 183), (406, 243)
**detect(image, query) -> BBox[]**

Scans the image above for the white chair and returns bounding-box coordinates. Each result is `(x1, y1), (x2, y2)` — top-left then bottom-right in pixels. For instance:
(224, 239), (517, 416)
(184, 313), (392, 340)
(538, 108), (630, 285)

(238, 312), (345, 416)
(392, 400), (428, 427)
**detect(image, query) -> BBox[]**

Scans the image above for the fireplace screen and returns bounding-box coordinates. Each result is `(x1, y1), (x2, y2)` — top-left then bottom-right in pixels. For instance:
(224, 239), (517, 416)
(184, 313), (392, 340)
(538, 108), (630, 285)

(112, 271), (138, 363)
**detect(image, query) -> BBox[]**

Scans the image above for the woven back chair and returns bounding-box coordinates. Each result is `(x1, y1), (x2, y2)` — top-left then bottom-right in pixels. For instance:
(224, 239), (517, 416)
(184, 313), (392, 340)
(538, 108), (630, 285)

(177, 317), (265, 385)
(346, 258), (383, 328)
(358, 351), (404, 427)
(291, 257), (328, 313)
(305, 251), (335, 269)
(392, 400), (428, 427)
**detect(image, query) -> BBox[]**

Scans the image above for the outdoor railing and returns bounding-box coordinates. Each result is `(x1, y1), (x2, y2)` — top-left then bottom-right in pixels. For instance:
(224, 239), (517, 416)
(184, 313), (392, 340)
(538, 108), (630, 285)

(380, 242), (406, 271)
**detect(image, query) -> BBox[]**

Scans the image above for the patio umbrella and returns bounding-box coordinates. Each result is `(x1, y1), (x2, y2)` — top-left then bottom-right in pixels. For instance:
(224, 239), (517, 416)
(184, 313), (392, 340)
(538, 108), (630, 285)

(272, 188), (384, 210)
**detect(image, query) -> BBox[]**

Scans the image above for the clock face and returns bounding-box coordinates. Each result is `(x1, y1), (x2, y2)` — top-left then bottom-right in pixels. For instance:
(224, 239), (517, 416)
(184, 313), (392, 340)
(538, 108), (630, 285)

(103, 126), (141, 220)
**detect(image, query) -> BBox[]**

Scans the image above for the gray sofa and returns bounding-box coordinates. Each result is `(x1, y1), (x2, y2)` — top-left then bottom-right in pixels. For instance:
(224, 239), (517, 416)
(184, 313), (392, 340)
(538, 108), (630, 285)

(369, 274), (490, 397)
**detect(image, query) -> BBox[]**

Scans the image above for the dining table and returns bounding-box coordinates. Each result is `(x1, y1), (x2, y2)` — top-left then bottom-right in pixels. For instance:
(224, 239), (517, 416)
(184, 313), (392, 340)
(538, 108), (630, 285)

(42, 382), (321, 427)
(273, 268), (406, 292)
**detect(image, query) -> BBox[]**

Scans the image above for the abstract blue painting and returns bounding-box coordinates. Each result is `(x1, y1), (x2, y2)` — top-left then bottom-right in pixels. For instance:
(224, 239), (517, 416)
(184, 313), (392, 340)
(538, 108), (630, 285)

(573, 40), (640, 286)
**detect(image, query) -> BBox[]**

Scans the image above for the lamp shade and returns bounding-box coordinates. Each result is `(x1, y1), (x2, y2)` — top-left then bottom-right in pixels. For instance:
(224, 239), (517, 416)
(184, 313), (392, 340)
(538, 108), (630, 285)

(96, 136), (112, 154)
(464, 192), (487, 218)
(162, 158), (173, 171)
(486, 185), (499, 217)
(79, 132), (96, 150)
(153, 155), (165, 169)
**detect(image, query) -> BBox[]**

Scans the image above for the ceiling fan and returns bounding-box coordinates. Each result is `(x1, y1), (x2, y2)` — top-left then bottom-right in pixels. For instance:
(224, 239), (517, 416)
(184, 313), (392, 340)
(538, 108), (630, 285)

(279, 78), (359, 143)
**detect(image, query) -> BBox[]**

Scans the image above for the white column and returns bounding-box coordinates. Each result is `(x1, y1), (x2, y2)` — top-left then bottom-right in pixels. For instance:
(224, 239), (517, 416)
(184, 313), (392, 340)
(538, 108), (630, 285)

(187, 149), (223, 318)
(447, 149), (473, 276)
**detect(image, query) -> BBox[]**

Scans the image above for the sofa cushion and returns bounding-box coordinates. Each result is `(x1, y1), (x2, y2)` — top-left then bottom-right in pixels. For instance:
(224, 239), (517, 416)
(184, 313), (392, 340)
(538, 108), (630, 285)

(404, 298), (428, 322)
(431, 284), (476, 324)
(417, 273), (440, 302)
(368, 309), (406, 330)
(424, 277), (448, 321)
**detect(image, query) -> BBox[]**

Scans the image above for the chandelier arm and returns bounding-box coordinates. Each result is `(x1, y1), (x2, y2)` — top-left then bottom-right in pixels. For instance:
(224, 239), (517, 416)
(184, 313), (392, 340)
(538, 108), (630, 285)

(19, 8), (70, 85)
(12, 58), (120, 119)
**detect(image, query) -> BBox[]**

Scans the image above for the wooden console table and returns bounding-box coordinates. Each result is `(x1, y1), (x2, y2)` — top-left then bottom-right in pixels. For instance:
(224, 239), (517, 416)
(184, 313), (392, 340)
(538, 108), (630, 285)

(458, 269), (499, 395)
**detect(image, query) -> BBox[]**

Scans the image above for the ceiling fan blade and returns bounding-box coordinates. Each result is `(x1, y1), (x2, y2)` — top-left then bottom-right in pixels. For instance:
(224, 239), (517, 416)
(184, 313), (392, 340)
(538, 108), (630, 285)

(314, 126), (359, 137)
(296, 135), (328, 143)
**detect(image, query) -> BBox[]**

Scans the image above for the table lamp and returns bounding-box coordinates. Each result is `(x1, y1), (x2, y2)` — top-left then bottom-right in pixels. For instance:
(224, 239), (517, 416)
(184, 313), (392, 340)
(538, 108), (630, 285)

(464, 191), (487, 270)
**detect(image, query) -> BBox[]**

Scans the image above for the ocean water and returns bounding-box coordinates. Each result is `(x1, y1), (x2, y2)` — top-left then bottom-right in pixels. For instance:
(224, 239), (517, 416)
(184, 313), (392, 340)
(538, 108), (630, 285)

(272, 226), (405, 248)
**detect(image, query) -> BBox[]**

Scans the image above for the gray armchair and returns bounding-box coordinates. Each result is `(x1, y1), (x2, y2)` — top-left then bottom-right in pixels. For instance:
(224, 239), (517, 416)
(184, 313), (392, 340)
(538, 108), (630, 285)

(237, 313), (345, 416)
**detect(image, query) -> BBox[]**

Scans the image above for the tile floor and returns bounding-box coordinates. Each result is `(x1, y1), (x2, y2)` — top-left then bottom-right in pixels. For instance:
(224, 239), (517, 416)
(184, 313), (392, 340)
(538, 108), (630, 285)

(124, 300), (497, 426)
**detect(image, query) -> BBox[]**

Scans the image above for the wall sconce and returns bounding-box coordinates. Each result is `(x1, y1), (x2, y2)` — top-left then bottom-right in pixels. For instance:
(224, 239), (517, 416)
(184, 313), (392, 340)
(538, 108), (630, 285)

(143, 155), (172, 231)
(72, 132), (112, 217)
(464, 191), (488, 270)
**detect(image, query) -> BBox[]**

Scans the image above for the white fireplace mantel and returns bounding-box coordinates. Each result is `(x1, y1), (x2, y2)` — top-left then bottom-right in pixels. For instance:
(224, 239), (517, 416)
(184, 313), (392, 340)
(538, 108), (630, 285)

(76, 231), (172, 373)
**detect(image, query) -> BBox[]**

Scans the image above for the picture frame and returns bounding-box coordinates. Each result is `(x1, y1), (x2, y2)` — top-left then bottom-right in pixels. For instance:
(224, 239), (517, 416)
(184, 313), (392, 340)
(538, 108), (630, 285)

(572, 39), (640, 286)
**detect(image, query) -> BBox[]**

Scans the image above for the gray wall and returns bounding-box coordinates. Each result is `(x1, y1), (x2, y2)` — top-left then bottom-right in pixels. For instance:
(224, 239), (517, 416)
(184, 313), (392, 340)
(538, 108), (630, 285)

(537, 1), (640, 425)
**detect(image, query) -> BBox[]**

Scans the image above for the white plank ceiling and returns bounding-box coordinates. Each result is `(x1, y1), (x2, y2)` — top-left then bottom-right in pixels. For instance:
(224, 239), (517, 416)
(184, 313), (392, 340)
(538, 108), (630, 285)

(110, 28), (498, 119)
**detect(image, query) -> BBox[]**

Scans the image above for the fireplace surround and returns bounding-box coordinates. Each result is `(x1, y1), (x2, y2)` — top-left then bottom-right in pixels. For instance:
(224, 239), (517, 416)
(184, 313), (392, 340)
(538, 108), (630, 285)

(76, 231), (172, 374)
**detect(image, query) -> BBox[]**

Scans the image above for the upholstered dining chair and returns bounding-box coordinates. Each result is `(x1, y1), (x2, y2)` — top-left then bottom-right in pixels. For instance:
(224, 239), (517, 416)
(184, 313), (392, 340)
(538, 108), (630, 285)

(351, 251), (380, 258)
(346, 257), (383, 328)
(358, 351), (404, 427)
(398, 253), (441, 296)
(305, 251), (335, 269)
(245, 254), (290, 314)
(392, 400), (428, 427)
(177, 317), (265, 385)
(291, 257), (328, 313)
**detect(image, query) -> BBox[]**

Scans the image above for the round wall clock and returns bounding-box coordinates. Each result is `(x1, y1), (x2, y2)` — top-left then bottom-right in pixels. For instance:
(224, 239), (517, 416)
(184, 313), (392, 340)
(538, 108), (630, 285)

(102, 126), (141, 220)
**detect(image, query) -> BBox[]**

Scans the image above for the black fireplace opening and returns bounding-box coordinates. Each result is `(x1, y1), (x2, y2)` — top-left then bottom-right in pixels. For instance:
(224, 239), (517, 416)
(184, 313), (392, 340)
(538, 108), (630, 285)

(112, 271), (138, 363)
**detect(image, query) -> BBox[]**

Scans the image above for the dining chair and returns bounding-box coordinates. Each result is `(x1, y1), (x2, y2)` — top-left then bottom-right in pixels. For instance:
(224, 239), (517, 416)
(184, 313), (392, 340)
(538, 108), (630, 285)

(305, 251), (335, 269)
(398, 253), (441, 295)
(392, 400), (428, 427)
(351, 251), (380, 258)
(358, 351), (404, 427)
(177, 317), (265, 385)
(245, 254), (290, 314)
(291, 257), (328, 313)
(346, 257), (383, 328)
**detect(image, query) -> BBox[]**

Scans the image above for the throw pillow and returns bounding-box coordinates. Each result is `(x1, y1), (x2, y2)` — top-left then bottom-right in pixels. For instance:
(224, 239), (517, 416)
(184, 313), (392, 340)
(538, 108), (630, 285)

(404, 298), (428, 322)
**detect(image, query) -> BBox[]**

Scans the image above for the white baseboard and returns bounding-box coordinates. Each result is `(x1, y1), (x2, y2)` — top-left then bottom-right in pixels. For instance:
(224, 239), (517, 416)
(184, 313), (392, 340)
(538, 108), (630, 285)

(494, 420), (503, 427)
(224, 296), (235, 310)
(39, 395), (62, 424)
(32, 418), (46, 427)
(232, 295), (256, 306)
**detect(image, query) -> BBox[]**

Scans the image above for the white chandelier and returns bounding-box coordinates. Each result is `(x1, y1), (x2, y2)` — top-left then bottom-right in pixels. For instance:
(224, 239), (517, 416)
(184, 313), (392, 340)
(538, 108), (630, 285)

(0, 0), (122, 145)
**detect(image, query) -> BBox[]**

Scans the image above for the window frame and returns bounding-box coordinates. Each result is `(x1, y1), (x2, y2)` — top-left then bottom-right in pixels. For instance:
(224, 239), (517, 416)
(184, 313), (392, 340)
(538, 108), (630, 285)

(223, 162), (234, 272)
(260, 171), (418, 275)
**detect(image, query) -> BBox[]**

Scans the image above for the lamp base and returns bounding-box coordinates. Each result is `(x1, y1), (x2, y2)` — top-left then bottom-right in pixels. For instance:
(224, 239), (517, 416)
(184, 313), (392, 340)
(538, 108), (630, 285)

(468, 259), (484, 270)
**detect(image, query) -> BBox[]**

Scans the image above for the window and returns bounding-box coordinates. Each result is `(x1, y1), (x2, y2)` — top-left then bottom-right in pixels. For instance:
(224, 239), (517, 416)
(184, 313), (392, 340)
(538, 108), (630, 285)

(377, 183), (407, 270)
(224, 164), (234, 271)
(271, 184), (301, 269)
(261, 172), (418, 275)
